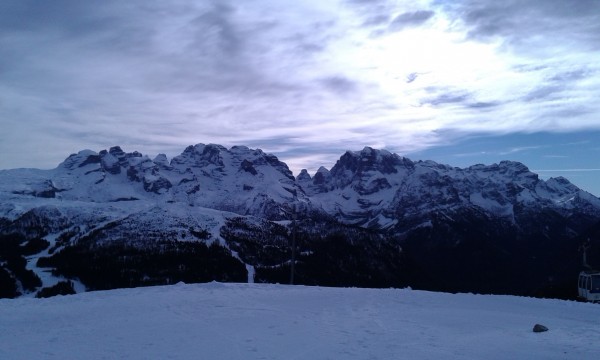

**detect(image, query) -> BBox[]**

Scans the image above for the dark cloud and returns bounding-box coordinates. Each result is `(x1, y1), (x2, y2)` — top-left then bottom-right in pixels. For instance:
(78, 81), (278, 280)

(389, 10), (435, 31)
(523, 85), (563, 102)
(421, 87), (471, 106)
(3, 0), (283, 97)
(319, 76), (358, 95)
(512, 64), (548, 73)
(406, 73), (419, 83)
(362, 14), (391, 26)
(542, 106), (595, 119)
(189, 3), (242, 58)
(426, 93), (470, 106)
(466, 101), (500, 109)
(421, 88), (501, 109)
(283, 33), (327, 54)
(549, 69), (591, 83)
(522, 68), (593, 102)
(346, 0), (433, 34)
(435, 0), (600, 52)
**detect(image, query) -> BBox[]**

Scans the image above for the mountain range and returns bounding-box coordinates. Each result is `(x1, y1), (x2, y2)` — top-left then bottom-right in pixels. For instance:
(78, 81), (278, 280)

(1, 144), (600, 299)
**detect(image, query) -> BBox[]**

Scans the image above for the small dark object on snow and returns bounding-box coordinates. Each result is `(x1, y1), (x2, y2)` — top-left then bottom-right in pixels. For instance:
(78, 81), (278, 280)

(533, 324), (548, 333)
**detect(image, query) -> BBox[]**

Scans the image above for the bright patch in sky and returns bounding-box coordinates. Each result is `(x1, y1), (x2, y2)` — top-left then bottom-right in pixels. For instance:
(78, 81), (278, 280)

(1, 0), (599, 195)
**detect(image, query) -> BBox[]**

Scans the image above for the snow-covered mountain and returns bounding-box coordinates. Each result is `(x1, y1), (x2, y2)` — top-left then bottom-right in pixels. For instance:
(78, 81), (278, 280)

(303, 146), (600, 230)
(3, 144), (305, 219)
(1, 144), (600, 299)
(3, 144), (598, 226)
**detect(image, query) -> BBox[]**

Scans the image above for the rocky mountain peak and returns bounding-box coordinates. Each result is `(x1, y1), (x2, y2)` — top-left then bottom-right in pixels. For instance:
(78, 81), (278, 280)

(58, 150), (100, 170)
(108, 146), (125, 157)
(169, 144), (296, 180)
(497, 160), (536, 178)
(171, 143), (227, 170)
(332, 147), (412, 177)
(153, 154), (172, 170)
(545, 176), (579, 194)
(313, 166), (331, 184)
(296, 169), (311, 182)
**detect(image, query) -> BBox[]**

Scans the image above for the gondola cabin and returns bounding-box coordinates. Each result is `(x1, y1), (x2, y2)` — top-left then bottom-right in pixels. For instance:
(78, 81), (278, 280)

(578, 271), (600, 302)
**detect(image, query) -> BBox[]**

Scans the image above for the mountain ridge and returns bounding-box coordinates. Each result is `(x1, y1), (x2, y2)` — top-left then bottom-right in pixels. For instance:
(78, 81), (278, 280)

(1, 143), (599, 299)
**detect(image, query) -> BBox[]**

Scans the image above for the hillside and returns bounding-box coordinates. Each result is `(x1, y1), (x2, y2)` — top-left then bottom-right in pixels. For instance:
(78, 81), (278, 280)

(1, 283), (599, 359)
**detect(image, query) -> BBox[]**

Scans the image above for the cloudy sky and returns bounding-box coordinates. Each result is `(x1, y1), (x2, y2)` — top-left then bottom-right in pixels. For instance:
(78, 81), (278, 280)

(1, 0), (599, 195)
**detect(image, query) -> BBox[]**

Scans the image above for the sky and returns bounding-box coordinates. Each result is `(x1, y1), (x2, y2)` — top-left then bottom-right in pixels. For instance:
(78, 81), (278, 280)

(1, 0), (599, 195)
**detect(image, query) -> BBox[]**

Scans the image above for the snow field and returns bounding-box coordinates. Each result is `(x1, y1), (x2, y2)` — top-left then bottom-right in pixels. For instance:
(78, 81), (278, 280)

(1, 282), (599, 359)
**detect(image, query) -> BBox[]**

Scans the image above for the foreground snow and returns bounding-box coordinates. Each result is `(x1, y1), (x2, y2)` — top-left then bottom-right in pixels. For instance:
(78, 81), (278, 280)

(1, 283), (599, 359)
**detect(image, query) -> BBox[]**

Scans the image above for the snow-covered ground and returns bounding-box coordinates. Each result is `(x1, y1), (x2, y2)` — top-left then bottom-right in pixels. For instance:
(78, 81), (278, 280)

(1, 282), (599, 359)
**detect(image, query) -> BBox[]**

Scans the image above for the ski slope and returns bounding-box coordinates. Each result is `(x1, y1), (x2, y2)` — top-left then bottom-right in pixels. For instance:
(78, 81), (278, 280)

(1, 282), (599, 359)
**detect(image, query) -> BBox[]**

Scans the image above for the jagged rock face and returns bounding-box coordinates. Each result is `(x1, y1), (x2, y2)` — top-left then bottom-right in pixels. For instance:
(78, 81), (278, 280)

(53, 147), (173, 197)
(309, 167), (332, 193)
(167, 144), (304, 219)
(152, 154), (172, 171)
(171, 144), (226, 171)
(332, 147), (409, 177)
(240, 159), (258, 175)
(296, 169), (311, 182)
(306, 147), (413, 195)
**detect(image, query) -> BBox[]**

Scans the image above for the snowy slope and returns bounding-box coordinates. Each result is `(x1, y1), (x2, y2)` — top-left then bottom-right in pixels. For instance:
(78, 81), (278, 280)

(1, 282), (599, 360)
